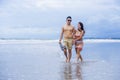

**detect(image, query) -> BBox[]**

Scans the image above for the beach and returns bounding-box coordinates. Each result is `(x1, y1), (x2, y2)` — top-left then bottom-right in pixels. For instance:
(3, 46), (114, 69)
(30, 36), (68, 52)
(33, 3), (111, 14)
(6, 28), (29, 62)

(0, 39), (120, 80)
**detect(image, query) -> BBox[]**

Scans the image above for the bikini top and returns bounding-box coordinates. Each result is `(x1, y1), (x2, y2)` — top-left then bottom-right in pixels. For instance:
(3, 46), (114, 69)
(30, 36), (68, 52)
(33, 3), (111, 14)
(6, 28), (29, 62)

(75, 30), (81, 37)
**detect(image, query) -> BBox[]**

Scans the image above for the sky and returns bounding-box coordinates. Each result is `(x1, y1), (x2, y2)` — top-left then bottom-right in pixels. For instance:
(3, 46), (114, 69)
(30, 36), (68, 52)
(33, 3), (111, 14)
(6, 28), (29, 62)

(0, 0), (120, 39)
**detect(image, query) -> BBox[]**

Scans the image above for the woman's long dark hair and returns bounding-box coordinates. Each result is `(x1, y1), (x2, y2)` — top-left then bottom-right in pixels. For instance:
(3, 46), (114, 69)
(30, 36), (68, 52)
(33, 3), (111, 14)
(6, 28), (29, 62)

(78, 22), (85, 35)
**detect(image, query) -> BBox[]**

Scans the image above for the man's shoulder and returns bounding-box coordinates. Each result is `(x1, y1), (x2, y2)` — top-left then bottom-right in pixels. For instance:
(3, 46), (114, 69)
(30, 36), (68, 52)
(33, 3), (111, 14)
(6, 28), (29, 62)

(71, 25), (74, 28)
(70, 25), (75, 29)
(62, 24), (67, 29)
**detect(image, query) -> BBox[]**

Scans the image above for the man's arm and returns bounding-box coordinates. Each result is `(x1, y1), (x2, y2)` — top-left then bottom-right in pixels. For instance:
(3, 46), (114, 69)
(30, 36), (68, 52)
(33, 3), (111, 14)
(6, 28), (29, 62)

(59, 27), (64, 43)
(72, 27), (76, 38)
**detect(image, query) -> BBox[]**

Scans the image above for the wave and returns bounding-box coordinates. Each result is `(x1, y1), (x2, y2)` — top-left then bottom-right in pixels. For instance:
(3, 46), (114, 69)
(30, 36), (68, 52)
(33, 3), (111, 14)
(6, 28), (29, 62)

(84, 39), (120, 43)
(0, 39), (120, 44)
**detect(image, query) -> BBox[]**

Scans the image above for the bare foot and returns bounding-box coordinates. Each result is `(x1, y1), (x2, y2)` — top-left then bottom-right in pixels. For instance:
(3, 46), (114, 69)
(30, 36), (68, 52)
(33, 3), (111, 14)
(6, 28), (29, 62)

(66, 58), (68, 62)
(67, 59), (70, 63)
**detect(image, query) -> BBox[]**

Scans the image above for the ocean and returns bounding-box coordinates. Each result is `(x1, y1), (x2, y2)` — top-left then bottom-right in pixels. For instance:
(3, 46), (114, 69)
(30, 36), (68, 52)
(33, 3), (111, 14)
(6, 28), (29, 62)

(0, 39), (120, 80)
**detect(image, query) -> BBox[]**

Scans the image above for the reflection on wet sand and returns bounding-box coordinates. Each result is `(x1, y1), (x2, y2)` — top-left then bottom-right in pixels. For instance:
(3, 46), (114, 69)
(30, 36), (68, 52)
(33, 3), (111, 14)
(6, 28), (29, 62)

(75, 63), (82, 80)
(61, 62), (82, 80)
(63, 63), (72, 80)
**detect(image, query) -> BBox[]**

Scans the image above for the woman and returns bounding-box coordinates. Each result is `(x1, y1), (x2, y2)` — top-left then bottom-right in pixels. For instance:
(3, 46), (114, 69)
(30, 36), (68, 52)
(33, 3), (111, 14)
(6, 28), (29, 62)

(73, 22), (85, 62)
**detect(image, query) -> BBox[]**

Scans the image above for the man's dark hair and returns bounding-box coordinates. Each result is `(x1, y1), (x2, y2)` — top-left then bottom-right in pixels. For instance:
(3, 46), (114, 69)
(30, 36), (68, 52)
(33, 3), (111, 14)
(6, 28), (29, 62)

(66, 16), (72, 19)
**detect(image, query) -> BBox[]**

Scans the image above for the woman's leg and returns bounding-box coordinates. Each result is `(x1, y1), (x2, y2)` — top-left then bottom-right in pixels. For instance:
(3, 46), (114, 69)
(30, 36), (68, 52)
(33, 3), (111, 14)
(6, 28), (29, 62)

(77, 48), (83, 62)
(79, 50), (83, 62)
(76, 48), (80, 62)
(76, 42), (83, 62)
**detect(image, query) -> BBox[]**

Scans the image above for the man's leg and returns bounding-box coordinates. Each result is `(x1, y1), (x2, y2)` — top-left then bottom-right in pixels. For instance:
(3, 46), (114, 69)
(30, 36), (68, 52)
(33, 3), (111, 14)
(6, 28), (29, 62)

(63, 41), (68, 62)
(63, 48), (68, 62)
(67, 49), (72, 62)
(67, 39), (73, 62)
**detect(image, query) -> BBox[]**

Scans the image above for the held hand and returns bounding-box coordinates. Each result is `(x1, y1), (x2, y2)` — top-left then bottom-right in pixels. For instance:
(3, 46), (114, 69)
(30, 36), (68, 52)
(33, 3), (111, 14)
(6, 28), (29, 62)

(73, 36), (75, 39)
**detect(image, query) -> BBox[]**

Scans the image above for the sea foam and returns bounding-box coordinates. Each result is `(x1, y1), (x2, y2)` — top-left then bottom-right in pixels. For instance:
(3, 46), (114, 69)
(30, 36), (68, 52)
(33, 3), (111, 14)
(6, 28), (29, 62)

(0, 39), (120, 44)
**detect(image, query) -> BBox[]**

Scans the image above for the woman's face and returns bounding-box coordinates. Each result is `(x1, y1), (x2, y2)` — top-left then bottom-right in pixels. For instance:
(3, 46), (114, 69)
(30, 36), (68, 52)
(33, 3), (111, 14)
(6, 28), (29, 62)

(78, 23), (81, 29)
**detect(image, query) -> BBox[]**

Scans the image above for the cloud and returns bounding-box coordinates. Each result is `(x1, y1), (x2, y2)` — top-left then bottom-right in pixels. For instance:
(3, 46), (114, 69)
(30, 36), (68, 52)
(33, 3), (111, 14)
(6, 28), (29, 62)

(0, 0), (120, 39)
(86, 14), (120, 25)
(109, 15), (120, 23)
(1, 0), (119, 16)
(1, 0), (118, 10)
(0, 27), (58, 35)
(0, 27), (59, 39)
(0, 0), (119, 25)
(0, 0), (64, 10)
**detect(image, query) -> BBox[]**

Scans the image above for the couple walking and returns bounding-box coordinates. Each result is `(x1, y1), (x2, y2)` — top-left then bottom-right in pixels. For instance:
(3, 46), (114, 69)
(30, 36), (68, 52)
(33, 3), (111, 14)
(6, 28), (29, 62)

(59, 16), (85, 63)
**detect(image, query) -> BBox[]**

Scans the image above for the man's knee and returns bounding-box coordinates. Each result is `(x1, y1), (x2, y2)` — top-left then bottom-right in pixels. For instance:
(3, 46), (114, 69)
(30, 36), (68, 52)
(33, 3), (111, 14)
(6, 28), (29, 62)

(64, 49), (67, 53)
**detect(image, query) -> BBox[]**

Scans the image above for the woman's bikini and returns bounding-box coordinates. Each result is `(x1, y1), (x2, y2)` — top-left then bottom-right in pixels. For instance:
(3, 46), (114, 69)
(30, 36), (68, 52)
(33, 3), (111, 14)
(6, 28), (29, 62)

(75, 30), (83, 49)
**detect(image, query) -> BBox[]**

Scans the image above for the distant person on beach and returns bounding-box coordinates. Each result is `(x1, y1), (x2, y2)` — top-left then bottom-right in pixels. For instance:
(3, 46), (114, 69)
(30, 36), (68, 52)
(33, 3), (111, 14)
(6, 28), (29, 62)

(59, 16), (75, 62)
(73, 22), (85, 62)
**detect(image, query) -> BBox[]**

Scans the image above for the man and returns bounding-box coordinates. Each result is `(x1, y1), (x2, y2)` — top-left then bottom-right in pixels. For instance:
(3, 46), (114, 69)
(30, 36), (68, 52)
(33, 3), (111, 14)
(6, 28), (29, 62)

(59, 16), (75, 62)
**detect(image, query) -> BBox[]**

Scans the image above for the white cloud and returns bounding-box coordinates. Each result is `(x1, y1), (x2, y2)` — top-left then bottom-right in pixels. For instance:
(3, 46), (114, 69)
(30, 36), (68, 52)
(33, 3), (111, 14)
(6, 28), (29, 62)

(2, 0), (64, 10)
(86, 14), (120, 25)
(34, 0), (64, 9)
(1, 0), (118, 10)
(0, 0), (119, 23)
(86, 15), (105, 24)
(0, 0), (120, 38)
(109, 15), (120, 23)
(0, 27), (58, 36)
(0, 0), (119, 15)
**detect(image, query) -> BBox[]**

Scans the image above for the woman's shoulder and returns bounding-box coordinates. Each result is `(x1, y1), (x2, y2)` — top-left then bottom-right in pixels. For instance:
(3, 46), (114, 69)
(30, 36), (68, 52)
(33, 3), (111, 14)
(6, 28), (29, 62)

(81, 30), (84, 32)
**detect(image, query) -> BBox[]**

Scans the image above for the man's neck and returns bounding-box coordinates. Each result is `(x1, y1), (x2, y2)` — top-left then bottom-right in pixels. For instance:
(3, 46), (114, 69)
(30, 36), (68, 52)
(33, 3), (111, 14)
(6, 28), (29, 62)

(66, 23), (71, 26)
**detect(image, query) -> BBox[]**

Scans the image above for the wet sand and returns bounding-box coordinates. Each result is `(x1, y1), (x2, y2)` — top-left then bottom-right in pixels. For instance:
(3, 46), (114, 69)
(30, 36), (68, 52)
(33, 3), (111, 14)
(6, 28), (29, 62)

(0, 40), (120, 80)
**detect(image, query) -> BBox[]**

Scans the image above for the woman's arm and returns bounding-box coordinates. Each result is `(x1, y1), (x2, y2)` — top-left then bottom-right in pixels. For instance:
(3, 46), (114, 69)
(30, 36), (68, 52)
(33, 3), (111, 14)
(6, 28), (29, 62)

(75, 30), (84, 40)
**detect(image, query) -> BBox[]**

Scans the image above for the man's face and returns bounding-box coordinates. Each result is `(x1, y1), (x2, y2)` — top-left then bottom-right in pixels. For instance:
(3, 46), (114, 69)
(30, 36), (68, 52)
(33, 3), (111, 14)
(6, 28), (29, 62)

(66, 18), (72, 25)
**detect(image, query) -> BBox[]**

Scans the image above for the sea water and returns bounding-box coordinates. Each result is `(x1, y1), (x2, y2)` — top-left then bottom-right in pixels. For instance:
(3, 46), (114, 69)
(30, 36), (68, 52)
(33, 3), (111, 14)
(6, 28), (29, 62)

(0, 39), (120, 80)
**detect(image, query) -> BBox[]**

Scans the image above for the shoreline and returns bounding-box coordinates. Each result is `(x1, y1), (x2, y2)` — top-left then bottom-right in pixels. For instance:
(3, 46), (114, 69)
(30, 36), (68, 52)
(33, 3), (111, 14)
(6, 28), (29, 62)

(0, 39), (120, 44)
